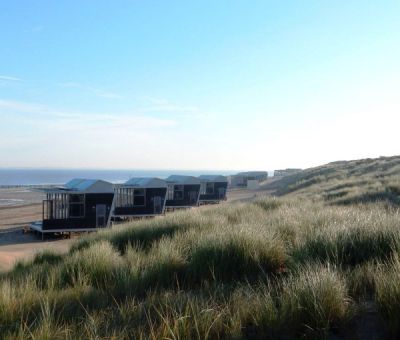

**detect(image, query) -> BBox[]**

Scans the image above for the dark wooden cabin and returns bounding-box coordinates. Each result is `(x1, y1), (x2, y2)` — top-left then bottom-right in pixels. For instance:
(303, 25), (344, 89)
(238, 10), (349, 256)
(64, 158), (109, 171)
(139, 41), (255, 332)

(165, 175), (201, 208)
(198, 175), (228, 203)
(113, 177), (167, 217)
(30, 178), (114, 236)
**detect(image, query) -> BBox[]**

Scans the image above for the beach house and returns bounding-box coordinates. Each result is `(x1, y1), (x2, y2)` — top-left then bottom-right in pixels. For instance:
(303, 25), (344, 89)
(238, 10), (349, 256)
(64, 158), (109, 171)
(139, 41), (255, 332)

(30, 178), (114, 236)
(165, 175), (201, 209)
(113, 177), (167, 217)
(198, 175), (228, 203)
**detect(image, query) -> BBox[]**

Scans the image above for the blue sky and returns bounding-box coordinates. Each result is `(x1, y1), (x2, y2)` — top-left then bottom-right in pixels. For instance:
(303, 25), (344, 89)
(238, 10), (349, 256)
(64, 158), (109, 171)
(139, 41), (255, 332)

(1, 1), (399, 170)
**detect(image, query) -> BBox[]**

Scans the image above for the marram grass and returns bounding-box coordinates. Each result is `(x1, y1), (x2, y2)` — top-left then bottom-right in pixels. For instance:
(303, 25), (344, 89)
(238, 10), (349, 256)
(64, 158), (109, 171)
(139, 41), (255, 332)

(1, 194), (400, 338)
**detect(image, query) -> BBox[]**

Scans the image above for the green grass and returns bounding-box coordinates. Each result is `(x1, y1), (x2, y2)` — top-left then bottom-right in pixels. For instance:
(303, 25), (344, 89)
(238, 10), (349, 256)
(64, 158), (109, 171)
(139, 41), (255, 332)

(374, 255), (400, 336)
(1, 155), (400, 338)
(269, 155), (400, 207)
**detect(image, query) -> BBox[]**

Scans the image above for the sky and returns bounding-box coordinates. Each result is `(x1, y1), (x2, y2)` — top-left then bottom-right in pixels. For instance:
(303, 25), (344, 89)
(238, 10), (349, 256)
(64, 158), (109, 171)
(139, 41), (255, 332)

(0, 1), (399, 171)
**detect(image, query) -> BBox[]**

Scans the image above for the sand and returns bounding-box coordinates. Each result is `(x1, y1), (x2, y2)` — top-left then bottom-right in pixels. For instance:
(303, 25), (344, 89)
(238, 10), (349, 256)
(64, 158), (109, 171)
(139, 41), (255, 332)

(0, 188), (73, 272)
(0, 183), (276, 272)
(0, 187), (45, 230)
(0, 230), (74, 272)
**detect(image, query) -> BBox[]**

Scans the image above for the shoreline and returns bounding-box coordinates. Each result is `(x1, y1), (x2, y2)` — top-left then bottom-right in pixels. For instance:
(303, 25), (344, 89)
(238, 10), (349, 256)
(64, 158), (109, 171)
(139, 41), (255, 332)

(0, 184), (60, 189)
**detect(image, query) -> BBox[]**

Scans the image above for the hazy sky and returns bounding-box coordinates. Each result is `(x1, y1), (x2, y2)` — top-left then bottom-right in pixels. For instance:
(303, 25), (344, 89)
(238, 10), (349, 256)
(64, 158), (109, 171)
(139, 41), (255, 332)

(1, 1), (399, 170)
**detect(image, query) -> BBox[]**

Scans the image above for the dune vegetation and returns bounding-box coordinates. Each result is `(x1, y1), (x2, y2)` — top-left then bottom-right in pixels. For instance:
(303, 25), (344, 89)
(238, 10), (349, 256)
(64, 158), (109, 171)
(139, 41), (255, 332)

(1, 156), (400, 339)
(269, 155), (400, 206)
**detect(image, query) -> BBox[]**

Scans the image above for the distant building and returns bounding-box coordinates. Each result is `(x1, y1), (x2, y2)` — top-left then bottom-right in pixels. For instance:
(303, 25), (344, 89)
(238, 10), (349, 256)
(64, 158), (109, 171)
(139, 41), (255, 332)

(198, 175), (228, 203)
(165, 175), (201, 208)
(229, 171), (268, 188)
(274, 169), (302, 177)
(246, 180), (260, 190)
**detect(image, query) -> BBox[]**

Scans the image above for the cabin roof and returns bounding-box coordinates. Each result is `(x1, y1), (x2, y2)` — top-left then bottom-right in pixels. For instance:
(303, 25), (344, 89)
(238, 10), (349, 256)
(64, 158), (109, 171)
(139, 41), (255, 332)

(122, 177), (167, 188)
(43, 178), (114, 194)
(166, 175), (201, 185)
(235, 171), (268, 177)
(65, 178), (98, 191)
(198, 175), (228, 182)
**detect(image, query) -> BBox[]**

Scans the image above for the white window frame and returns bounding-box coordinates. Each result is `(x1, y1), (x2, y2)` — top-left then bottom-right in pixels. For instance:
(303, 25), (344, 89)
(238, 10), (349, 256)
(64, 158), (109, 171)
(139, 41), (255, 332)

(167, 184), (174, 200)
(117, 188), (132, 207)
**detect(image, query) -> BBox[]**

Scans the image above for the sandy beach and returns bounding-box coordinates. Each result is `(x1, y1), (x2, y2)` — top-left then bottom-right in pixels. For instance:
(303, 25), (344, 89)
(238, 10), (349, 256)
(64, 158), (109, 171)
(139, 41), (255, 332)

(0, 184), (275, 272)
(0, 188), (70, 272)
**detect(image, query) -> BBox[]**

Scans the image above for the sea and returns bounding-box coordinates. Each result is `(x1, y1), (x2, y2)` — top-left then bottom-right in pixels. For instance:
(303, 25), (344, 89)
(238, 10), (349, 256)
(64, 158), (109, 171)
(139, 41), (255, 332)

(0, 168), (238, 187)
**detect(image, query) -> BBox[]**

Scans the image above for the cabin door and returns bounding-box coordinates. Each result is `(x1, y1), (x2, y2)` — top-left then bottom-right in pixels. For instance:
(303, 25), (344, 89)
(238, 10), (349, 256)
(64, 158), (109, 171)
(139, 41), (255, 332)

(153, 196), (163, 214)
(189, 191), (198, 205)
(96, 204), (107, 228)
(218, 187), (226, 199)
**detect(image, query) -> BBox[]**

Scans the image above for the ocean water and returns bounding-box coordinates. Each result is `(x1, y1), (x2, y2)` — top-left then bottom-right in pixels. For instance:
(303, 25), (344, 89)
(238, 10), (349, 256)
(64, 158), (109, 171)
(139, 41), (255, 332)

(0, 169), (237, 186)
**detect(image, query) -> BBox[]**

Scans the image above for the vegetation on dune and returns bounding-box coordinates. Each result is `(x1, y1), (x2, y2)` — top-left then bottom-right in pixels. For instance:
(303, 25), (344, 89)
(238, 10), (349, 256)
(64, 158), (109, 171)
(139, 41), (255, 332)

(1, 155), (400, 338)
(269, 155), (400, 206)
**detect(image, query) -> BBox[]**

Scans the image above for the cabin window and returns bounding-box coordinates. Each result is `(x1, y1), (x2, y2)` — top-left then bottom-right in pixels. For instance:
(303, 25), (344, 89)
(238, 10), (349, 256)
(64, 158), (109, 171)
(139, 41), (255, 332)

(134, 189), (145, 206)
(174, 185), (184, 200)
(167, 184), (174, 200)
(200, 182), (206, 195)
(69, 194), (85, 218)
(206, 182), (214, 194)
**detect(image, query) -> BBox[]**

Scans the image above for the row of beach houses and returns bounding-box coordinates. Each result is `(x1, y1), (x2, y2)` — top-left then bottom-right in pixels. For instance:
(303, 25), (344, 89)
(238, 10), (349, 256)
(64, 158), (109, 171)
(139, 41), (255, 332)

(30, 175), (228, 237)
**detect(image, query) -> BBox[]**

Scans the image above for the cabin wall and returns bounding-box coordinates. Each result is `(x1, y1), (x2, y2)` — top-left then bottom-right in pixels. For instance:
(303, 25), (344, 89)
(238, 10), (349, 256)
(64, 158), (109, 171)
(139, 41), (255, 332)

(230, 175), (246, 187)
(199, 182), (228, 201)
(114, 187), (167, 216)
(42, 193), (114, 230)
(165, 184), (200, 207)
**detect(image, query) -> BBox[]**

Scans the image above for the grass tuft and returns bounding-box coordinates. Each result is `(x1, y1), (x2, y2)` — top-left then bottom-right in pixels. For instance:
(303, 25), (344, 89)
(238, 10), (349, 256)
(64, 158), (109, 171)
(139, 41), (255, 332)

(1, 155), (400, 338)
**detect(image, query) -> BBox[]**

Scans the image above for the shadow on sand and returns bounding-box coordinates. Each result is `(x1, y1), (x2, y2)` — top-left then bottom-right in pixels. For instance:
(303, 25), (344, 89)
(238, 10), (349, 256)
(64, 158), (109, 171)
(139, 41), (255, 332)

(0, 228), (67, 247)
